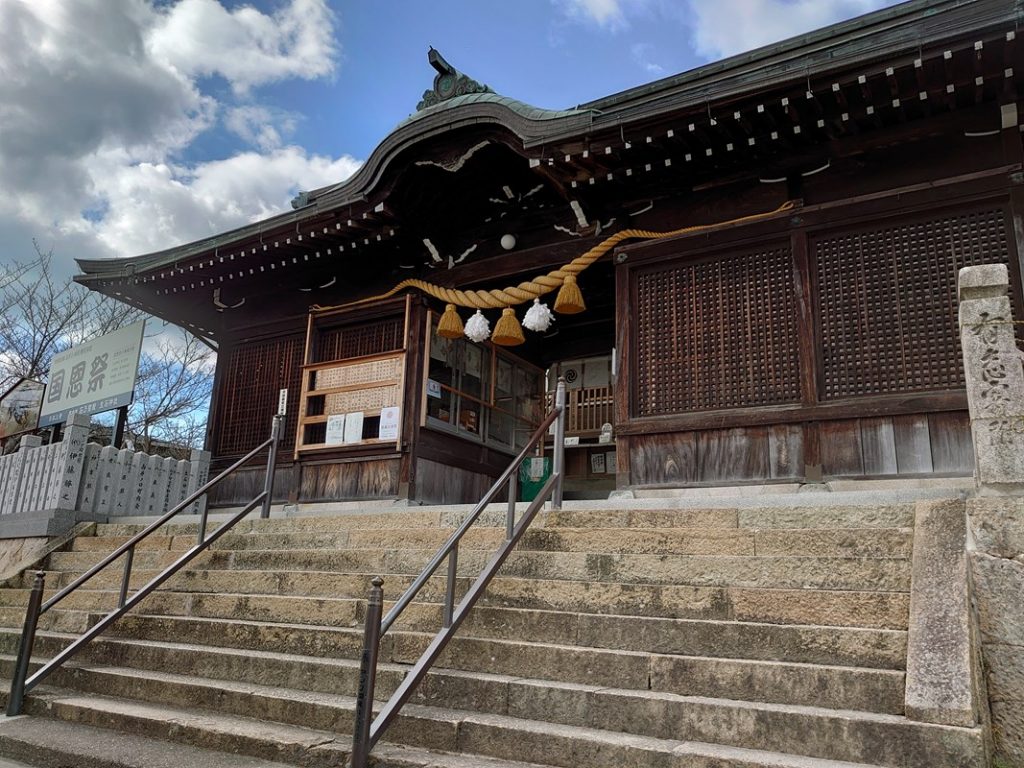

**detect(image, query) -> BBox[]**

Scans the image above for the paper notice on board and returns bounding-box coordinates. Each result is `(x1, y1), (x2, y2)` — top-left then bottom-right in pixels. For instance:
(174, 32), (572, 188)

(378, 406), (400, 440)
(605, 451), (617, 474)
(590, 452), (606, 474)
(343, 412), (364, 444)
(426, 379), (441, 399)
(325, 414), (346, 445)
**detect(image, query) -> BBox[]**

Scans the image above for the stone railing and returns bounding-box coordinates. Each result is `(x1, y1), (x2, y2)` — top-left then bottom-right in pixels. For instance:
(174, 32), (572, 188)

(0, 413), (209, 539)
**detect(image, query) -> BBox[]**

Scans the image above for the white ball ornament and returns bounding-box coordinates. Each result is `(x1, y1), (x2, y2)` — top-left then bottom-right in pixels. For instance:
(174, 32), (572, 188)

(500, 234), (516, 250)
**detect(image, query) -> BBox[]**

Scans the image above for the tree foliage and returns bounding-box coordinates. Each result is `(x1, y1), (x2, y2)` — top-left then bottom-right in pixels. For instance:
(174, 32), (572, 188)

(0, 244), (213, 453)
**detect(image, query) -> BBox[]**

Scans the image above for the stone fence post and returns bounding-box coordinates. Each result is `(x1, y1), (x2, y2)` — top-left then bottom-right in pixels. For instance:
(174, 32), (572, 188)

(958, 263), (1024, 766)
(958, 263), (1024, 495)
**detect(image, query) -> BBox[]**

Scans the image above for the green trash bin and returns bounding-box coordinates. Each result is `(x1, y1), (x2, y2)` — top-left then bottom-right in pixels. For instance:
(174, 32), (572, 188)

(518, 456), (552, 502)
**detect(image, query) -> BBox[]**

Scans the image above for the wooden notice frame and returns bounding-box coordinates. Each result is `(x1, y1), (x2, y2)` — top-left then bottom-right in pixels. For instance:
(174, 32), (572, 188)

(294, 296), (411, 458)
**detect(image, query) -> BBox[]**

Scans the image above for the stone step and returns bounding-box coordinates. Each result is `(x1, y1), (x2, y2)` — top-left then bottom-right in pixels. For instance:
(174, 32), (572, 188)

(93, 502), (916, 539)
(69, 526), (912, 559)
(8, 688), (885, 768)
(0, 716), (298, 768)
(49, 605), (906, 669)
(15, 672), (982, 768)
(0, 611), (906, 713)
(0, 570), (911, 629)
(543, 504), (915, 530)
(42, 547), (913, 591)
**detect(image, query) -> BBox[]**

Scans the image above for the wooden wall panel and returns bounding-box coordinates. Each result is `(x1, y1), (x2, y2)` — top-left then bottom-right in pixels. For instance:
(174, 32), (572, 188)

(768, 424), (803, 479)
(629, 432), (697, 486)
(860, 418), (898, 476)
(415, 458), (494, 505)
(634, 242), (801, 417)
(928, 412), (975, 474)
(813, 205), (1010, 400)
(819, 421), (864, 477)
(892, 415), (933, 474)
(697, 427), (770, 483)
(208, 465), (294, 507)
(215, 335), (304, 458)
(299, 459), (400, 502)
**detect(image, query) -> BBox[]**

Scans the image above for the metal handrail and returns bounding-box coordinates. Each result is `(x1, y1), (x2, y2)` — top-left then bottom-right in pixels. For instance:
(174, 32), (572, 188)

(350, 378), (567, 767)
(6, 415), (283, 715)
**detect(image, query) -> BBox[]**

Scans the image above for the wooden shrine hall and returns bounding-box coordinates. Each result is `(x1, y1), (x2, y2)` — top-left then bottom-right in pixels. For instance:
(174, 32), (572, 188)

(77, 0), (1024, 507)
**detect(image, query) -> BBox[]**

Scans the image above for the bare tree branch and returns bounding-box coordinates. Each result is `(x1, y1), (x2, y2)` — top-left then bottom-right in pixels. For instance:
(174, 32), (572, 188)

(1, 244), (213, 453)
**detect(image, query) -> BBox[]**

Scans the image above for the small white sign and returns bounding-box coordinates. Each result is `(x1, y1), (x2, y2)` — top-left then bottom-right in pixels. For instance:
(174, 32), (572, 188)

(529, 457), (546, 480)
(426, 379), (442, 399)
(277, 388), (288, 416)
(591, 452), (606, 474)
(378, 406), (400, 440)
(343, 412), (364, 444)
(564, 436), (580, 447)
(605, 451), (617, 474)
(325, 414), (346, 445)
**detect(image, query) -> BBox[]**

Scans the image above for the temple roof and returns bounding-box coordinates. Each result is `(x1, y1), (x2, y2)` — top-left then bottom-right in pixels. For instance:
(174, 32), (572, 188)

(74, 0), (1024, 342)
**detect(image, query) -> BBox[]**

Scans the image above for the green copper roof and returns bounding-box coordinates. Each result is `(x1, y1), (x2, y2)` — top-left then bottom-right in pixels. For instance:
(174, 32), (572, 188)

(398, 92), (593, 130)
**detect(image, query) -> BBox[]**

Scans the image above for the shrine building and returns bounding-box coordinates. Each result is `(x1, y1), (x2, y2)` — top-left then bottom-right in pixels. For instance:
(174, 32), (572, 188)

(76, 0), (1024, 507)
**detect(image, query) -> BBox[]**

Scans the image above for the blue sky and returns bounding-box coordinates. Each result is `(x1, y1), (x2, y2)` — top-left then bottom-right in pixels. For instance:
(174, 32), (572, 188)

(0, 0), (898, 273)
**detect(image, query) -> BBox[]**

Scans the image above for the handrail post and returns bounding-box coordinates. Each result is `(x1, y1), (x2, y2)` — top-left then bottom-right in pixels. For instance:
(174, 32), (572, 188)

(260, 415), (283, 520)
(443, 545), (458, 628)
(7, 571), (45, 716)
(552, 377), (567, 510)
(351, 576), (384, 768)
(118, 545), (135, 609)
(506, 467), (517, 541)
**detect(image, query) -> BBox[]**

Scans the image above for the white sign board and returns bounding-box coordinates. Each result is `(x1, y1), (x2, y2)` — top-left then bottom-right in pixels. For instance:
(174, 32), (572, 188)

(39, 320), (146, 428)
(325, 414), (346, 445)
(343, 412), (364, 444)
(378, 406), (400, 440)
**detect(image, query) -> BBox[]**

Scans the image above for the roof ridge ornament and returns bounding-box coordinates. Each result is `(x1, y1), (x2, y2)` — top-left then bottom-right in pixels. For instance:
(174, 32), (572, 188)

(416, 47), (492, 111)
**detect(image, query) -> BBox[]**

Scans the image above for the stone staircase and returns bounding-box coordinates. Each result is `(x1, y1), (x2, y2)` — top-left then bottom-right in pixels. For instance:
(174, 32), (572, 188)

(0, 495), (987, 768)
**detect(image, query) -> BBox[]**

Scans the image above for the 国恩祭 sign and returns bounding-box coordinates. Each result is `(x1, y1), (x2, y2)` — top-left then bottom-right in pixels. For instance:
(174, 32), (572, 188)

(39, 320), (146, 428)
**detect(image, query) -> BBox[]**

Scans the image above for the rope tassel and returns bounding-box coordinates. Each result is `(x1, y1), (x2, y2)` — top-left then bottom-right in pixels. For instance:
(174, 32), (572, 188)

(437, 303), (464, 339)
(554, 275), (585, 314)
(492, 307), (526, 346)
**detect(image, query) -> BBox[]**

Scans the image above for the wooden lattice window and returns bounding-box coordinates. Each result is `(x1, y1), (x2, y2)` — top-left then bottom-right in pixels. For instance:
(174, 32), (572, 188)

(215, 336), (304, 456)
(314, 317), (404, 363)
(635, 243), (801, 416)
(814, 206), (1011, 400)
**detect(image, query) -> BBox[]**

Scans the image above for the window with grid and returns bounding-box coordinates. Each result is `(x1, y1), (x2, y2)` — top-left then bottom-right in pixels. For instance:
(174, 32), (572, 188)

(635, 243), (801, 416)
(814, 206), (1011, 400)
(215, 336), (304, 456)
(314, 317), (404, 363)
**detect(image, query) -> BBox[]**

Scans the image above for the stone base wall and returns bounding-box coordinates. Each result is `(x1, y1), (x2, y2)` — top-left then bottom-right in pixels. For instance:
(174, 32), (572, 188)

(968, 497), (1024, 767)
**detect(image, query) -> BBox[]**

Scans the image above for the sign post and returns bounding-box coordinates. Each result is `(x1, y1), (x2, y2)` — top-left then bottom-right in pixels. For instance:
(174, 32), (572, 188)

(39, 320), (146, 429)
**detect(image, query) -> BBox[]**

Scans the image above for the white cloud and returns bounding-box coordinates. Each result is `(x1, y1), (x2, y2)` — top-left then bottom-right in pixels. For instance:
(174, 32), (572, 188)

(555, 0), (652, 30)
(0, 0), (355, 279)
(90, 148), (361, 257)
(224, 106), (299, 151)
(147, 0), (337, 94)
(687, 0), (893, 59)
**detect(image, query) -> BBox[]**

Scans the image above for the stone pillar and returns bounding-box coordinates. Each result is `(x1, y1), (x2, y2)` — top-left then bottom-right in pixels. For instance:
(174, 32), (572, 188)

(958, 264), (1024, 495)
(959, 264), (1024, 766)
(54, 412), (90, 514)
(1, 435), (42, 516)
